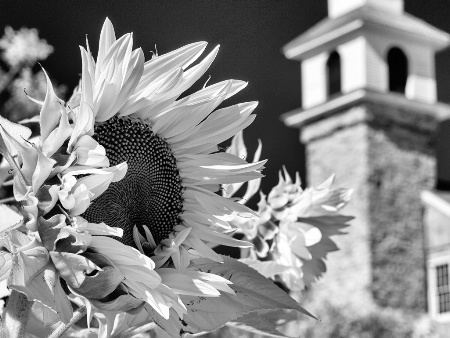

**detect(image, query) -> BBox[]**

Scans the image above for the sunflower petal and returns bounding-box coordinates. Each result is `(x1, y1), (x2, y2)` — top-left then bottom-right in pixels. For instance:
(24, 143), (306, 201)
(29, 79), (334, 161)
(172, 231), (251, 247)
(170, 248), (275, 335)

(39, 68), (65, 144)
(96, 18), (116, 79)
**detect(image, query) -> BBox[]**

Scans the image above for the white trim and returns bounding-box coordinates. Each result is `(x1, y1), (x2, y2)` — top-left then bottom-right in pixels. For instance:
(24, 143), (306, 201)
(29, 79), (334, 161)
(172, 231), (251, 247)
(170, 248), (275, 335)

(421, 190), (450, 220)
(281, 88), (450, 129)
(284, 21), (364, 60)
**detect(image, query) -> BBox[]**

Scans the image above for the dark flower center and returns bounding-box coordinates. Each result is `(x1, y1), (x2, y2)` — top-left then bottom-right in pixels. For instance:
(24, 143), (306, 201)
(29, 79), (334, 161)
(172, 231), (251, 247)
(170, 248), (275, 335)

(82, 116), (183, 246)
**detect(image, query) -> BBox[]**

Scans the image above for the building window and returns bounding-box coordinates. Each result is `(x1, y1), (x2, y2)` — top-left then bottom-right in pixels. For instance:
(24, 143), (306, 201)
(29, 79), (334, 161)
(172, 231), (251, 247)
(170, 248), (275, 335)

(326, 50), (341, 98)
(387, 47), (408, 94)
(427, 255), (450, 320)
(437, 264), (450, 313)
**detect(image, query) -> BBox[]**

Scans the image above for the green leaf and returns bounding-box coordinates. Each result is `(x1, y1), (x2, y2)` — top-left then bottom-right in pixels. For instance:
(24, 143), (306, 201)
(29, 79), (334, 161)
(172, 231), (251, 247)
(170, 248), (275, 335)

(228, 314), (289, 337)
(144, 305), (184, 338)
(9, 259), (73, 323)
(0, 230), (32, 282)
(0, 124), (29, 185)
(110, 306), (163, 338)
(228, 309), (304, 338)
(0, 229), (31, 250)
(0, 205), (23, 232)
(8, 247), (49, 287)
(38, 215), (88, 254)
(78, 252), (124, 299)
(179, 255), (315, 334)
(35, 185), (59, 215)
(0, 251), (12, 282)
(51, 152), (73, 168)
(0, 115), (32, 143)
(297, 215), (352, 286)
(50, 251), (95, 288)
(50, 251), (122, 300)
(26, 303), (60, 336)
(31, 292), (64, 326)
(239, 258), (290, 278)
(38, 215), (67, 252)
(91, 283), (143, 312)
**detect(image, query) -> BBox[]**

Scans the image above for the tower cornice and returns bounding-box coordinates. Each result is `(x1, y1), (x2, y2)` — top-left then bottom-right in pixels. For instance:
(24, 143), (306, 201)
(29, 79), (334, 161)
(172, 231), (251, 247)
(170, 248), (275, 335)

(281, 89), (450, 142)
(283, 7), (450, 60)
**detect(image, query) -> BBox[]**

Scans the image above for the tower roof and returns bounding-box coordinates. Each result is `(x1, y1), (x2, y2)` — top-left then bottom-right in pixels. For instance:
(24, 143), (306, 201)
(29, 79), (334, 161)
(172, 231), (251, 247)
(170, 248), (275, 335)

(283, 5), (450, 60)
(328, 0), (404, 18)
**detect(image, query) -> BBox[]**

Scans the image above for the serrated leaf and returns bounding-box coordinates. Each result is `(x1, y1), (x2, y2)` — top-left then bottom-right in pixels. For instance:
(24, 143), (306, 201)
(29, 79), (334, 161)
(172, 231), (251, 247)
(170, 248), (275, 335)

(110, 304), (153, 338)
(91, 283), (143, 312)
(0, 251), (12, 281)
(77, 252), (124, 299)
(0, 115), (32, 145)
(179, 255), (314, 334)
(9, 248), (49, 288)
(50, 252), (97, 290)
(39, 214), (89, 255)
(31, 299), (61, 327)
(239, 258), (290, 278)
(0, 126), (28, 186)
(229, 309), (304, 338)
(0, 205), (24, 232)
(296, 215), (352, 286)
(38, 214), (67, 252)
(227, 315), (289, 337)
(8, 243), (72, 322)
(35, 185), (59, 215)
(9, 261), (73, 323)
(297, 215), (352, 237)
(0, 230), (32, 282)
(144, 305), (184, 338)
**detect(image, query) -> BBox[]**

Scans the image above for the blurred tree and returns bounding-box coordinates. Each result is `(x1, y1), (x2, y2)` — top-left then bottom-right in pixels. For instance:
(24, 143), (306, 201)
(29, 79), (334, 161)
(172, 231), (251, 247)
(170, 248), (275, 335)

(0, 26), (66, 122)
(0, 26), (66, 201)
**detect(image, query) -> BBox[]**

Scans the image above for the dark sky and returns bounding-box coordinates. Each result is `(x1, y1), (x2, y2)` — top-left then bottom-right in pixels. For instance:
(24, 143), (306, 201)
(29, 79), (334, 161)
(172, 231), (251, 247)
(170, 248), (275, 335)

(1, 0), (450, 198)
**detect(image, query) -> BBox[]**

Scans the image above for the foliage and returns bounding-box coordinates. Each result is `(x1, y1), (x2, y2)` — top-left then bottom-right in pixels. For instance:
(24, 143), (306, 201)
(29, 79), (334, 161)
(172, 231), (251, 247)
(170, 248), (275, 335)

(296, 300), (440, 338)
(225, 132), (353, 294)
(0, 26), (66, 202)
(201, 300), (442, 338)
(0, 26), (66, 122)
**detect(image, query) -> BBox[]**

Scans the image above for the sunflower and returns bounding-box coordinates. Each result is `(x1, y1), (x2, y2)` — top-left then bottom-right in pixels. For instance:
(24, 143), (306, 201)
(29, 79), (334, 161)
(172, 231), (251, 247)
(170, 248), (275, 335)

(225, 133), (353, 292)
(78, 18), (265, 255)
(0, 17), (267, 334)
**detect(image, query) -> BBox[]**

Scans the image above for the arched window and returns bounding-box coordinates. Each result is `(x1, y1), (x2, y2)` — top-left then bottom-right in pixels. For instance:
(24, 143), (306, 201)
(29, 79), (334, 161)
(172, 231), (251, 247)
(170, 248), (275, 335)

(387, 47), (408, 94)
(326, 51), (341, 98)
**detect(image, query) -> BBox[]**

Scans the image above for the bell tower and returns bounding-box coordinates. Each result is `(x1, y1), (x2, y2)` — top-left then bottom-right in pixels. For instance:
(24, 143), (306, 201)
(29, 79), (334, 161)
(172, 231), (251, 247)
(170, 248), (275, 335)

(285, 0), (445, 110)
(282, 0), (450, 312)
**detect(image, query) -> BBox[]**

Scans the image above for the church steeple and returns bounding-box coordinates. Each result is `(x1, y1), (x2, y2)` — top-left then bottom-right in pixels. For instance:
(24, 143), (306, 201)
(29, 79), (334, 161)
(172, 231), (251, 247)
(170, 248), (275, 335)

(283, 0), (449, 109)
(280, 0), (450, 316)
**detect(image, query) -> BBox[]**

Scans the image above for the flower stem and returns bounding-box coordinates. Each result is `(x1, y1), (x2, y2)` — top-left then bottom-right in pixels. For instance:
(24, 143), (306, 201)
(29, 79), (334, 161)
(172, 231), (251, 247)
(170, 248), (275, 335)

(1, 290), (33, 338)
(48, 306), (87, 338)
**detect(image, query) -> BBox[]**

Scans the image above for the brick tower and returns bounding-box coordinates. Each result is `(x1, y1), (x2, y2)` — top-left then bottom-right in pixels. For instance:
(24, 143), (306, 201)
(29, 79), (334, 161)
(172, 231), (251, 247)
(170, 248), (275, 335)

(281, 0), (450, 312)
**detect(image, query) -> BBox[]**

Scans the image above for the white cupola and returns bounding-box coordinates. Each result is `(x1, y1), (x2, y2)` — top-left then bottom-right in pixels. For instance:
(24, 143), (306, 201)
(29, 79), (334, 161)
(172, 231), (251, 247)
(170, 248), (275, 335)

(283, 0), (450, 109)
(328, 0), (404, 18)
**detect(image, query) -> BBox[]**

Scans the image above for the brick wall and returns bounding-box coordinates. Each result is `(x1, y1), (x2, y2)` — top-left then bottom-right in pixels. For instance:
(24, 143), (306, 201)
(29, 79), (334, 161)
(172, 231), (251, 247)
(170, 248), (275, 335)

(303, 107), (373, 308)
(301, 101), (436, 311)
(367, 119), (434, 311)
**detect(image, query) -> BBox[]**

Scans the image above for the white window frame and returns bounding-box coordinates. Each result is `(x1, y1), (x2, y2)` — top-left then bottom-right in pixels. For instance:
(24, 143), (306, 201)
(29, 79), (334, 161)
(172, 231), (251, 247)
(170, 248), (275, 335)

(428, 251), (450, 322)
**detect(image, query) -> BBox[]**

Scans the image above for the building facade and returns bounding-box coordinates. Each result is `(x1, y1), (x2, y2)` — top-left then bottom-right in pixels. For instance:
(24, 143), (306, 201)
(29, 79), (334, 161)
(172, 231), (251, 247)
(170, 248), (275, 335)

(281, 0), (450, 324)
